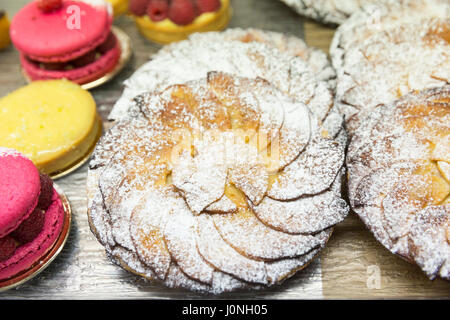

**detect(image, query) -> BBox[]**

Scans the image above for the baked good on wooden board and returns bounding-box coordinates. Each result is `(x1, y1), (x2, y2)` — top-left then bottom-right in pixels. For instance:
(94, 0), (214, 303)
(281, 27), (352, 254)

(87, 72), (349, 293)
(347, 86), (449, 280)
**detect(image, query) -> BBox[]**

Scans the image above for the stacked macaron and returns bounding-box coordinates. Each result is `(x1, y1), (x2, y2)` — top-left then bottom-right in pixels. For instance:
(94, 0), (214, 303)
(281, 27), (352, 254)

(0, 148), (65, 281)
(10, 0), (121, 85)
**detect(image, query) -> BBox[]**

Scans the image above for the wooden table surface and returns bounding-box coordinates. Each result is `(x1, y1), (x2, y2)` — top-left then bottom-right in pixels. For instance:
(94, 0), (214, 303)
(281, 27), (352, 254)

(0, 0), (448, 299)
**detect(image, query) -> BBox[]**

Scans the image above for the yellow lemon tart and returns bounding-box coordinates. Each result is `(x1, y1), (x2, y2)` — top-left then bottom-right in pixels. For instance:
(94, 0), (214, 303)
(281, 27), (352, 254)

(0, 80), (102, 177)
(0, 10), (10, 50)
(131, 0), (231, 44)
(106, 0), (129, 16)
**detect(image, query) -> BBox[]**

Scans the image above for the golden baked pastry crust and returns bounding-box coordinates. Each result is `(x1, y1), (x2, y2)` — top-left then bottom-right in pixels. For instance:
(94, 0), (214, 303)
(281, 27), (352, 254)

(88, 73), (348, 293)
(347, 86), (450, 280)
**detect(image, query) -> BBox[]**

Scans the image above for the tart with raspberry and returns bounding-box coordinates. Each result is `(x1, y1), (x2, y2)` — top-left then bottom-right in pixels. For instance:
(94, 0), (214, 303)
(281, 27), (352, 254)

(129, 0), (232, 44)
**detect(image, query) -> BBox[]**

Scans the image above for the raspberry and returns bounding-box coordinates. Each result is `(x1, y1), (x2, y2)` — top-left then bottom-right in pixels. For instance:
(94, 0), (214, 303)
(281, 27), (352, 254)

(97, 33), (117, 54)
(37, 0), (63, 13)
(37, 173), (54, 210)
(194, 0), (221, 14)
(129, 0), (151, 16)
(168, 0), (196, 25)
(147, 0), (169, 22)
(0, 236), (16, 262)
(11, 208), (45, 244)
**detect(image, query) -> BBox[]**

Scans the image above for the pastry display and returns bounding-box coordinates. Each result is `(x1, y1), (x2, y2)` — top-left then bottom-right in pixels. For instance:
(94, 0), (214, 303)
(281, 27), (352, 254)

(109, 28), (341, 134)
(0, 80), (102, 177)
(87, 72), (349, 293)
(10, 0), (124, 86)
(0, 148), (67, 283)
(0, 10), (10, 51)
(107, 0), (129, 16)
(279, 0), (380, 25)
(331, 0), (450, 134)
(129, 0), (231, 44)
(347, 86), (449, 280)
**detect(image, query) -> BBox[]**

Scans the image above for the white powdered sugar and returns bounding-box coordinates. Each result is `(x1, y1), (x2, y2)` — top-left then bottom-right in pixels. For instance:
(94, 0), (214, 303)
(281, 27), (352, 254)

(254, 169), (348, 234)
(212, 207), (326, 260)
(87, 35), (348, 292)
(268, 136), (345, 200)
(188, 28), (336, 87)
(279, 0), (382, 25)
(408, 205), (450, 280)
(331, 0), (450, 134)
(347, 86), (450, 280)
(331, 0), (450, 73)
(108, 29), (338, 134)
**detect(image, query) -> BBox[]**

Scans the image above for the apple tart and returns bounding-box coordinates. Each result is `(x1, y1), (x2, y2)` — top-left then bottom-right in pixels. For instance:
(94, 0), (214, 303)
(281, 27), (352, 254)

(88, 73), (349, 293)
(347, 86), (449, 280)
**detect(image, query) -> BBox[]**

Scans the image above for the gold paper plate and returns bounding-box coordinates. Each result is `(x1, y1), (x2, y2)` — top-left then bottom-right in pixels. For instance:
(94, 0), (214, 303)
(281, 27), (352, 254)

(0, 184), (72, 292)
(22, 26), (132, 90)
(49, 117), (103, 180)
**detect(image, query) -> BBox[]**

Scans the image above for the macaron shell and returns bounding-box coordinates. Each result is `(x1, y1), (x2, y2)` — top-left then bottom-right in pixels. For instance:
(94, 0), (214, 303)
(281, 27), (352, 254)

(0, 148), (40, 238)
(21, 36), (121, 84)
(10, 0), (112, 62)
(0, 189), (65, 281)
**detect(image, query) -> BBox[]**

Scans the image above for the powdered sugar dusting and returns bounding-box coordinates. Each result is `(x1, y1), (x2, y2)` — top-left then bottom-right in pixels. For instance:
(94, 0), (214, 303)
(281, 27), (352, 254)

(279, 0), (382, 25)
(254, 169), (348, 234)
(189, 28), (336, 86)
(88, 62), (347, 291)
(331, 0), (450, 134)
(268, 136), (345, 200)
(108, 31), (336, 133)
(347, 86), (450, 279)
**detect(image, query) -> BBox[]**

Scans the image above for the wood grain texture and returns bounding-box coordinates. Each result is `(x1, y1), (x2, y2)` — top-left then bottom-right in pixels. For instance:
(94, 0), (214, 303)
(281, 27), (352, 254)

(303, 20), (335, 54)
(0, 0), (448, 299)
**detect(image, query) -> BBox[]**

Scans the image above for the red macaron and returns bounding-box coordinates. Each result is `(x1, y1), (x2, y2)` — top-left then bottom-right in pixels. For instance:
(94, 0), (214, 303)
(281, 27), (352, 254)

(0, 148), (65, 281)
(10, 0), (121, 85)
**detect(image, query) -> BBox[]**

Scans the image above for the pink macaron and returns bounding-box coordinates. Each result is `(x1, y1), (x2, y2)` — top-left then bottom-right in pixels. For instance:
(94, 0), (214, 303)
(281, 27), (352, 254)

(0, 148), (41, 239)
(0, 148), (65, 281)
(10, 0), (121, 85)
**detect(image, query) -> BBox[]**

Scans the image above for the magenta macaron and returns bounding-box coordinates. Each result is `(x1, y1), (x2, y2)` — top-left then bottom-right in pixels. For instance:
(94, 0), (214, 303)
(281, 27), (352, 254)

(0, 148), (66, 282)
(10, 0), (121, 85)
